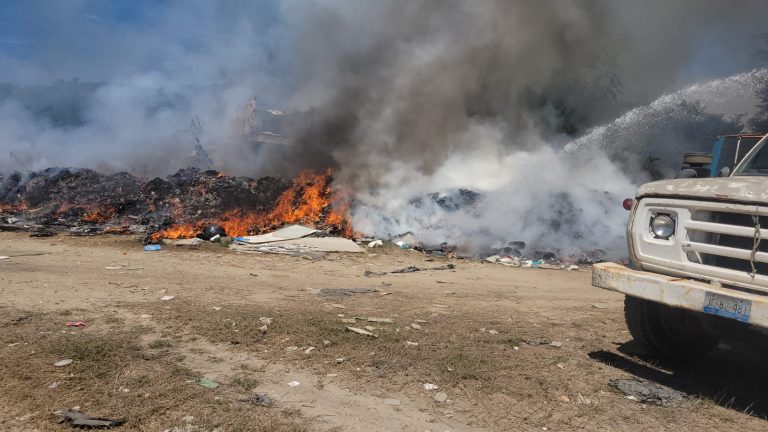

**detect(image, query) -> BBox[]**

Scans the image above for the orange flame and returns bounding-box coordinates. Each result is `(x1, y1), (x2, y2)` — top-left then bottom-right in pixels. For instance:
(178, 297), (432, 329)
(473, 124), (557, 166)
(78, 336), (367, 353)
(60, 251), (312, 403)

(0, 201), (29, 214)
(82, 207), (117, 223)
(150, 170), (353, 241)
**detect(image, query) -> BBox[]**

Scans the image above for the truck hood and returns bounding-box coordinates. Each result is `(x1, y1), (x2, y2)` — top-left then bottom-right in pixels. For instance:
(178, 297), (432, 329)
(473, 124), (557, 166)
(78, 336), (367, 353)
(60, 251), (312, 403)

(637, 177), (768, 203)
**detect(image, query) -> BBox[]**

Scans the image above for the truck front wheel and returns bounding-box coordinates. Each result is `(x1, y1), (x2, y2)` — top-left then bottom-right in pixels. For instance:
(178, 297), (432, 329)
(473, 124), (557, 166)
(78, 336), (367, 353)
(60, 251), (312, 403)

(624, 296), (718, 361)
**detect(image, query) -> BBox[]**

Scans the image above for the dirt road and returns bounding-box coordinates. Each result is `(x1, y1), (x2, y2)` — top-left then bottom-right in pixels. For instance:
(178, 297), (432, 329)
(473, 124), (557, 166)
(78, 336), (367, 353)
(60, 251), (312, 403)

(1, 232), (767, 431)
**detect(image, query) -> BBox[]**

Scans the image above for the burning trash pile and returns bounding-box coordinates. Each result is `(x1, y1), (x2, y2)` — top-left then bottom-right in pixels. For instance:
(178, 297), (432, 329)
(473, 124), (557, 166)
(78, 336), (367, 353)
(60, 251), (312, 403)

(0, 167), (352, 242)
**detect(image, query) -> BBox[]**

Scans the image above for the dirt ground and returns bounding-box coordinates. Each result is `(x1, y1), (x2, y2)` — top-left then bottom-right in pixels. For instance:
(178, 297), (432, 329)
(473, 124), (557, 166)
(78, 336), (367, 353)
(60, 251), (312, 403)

(2, 232), (768, 432)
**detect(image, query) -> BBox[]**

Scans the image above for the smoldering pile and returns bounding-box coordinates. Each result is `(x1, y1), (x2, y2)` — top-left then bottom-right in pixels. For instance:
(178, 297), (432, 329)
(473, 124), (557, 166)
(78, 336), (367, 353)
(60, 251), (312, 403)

(0, 167), (350, 241)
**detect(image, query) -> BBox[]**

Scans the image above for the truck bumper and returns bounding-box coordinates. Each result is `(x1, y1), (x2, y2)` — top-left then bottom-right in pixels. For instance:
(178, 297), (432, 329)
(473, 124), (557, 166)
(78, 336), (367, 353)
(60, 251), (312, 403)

(592, 262), (768, 329)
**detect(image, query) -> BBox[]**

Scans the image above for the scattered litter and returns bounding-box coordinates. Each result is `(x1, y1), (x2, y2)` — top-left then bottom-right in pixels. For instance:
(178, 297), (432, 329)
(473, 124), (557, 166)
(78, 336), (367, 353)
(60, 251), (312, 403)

(590, 304), (608, 309)
(198, 378), (219, 390)
(212, 307), (222, 311)
(139, 314), (151, 319)
(162, 238), (203, 247)
(550, 341), (563, 348)
(64, 321), (86, 327)
(160, 295), (175, 301)
(423, 383), (439, 391)
(368, 240), (384, 248)
(346, 326), (378, 338)
(304, 347), (316, 355)
(104, 266), (123, 270)
(488, 329), (499, 335)
(434, 392), (448, 403)
(199, 225), (226, 241)
(233, 224), (318, 244)
(258, 325), (268, 333)
(556, 363), (565, 369)
(559, 395), (571, 402)
(48, 382), (60, 389)
(143, 245), (162, 251)
(232, 236), (363, 256)
(0, 256), (10, 261)
(57, 410), (126, 429)
(368, 317), (394, 323)
(259, 317), (273, 325)
(335, 357), (345, 363)
(609, 378), (688, 407)
(383, 399), (401, 406)
(286, 346), (299, 352)
(287, 381), (301, 388)
(392, 264), (455, 274)
(566, 265), (580, 271)
(577, 394), (593, 405)
(365, 264), (455, 277)
(54, 359), (73, 367)
(410, 323), (422, 330)
(316, 288), (379, 300)
(252, 393), (273, 407)
(406, 341), (419, 346)
(326, 373), (338, 378)
(7, 342), (20, 347)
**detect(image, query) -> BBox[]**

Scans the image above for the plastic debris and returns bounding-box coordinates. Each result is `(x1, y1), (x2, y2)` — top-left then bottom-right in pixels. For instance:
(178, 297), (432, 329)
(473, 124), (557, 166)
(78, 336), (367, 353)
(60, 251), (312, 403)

(368, 240), (384, 248)
(410, 323), (422, 330)
(57, 410), (126, 429)
(54, 359), (73, 367)
(406, 341), (419, 346)
(143, 245), (162, 251)
(434, 392), (448, 403)
(287, 380), (301, 387)
(198, 378), (219, 390)
(160, 295), (175, 301)
(64, 321), (86, 327)
(254, 393), (273, 407)
(346, 326), (378, 338)
(423, 383), (439, 390)
(0, 256), (10, 261)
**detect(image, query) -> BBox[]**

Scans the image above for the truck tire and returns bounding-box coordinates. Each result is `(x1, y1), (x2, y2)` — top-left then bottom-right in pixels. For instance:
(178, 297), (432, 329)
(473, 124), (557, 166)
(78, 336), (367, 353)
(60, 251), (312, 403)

(624, 296), (718, 361)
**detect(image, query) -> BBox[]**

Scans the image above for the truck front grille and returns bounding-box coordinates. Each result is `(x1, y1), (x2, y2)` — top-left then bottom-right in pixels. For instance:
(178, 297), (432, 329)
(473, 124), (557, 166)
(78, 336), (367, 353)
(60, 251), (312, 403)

(685, 207), (768, 276)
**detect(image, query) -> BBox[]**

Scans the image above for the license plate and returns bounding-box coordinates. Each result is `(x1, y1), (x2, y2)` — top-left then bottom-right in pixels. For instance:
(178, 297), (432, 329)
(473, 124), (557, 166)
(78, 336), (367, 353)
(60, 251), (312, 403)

(703, 292), (751, 322)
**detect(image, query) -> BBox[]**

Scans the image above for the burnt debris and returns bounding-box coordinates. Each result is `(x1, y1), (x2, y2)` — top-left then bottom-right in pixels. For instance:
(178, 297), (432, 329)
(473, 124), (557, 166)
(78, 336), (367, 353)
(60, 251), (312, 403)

(0, 167), (356, 241)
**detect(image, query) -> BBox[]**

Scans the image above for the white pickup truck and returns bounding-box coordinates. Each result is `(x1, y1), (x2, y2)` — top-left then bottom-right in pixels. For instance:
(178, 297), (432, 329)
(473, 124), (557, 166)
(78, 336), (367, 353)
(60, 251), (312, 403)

(593, 134), (768, 360)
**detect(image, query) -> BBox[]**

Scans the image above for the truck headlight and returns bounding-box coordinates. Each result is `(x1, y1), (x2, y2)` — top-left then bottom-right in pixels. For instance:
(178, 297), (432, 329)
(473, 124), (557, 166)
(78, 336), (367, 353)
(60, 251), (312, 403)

(650, 214), (675, 239)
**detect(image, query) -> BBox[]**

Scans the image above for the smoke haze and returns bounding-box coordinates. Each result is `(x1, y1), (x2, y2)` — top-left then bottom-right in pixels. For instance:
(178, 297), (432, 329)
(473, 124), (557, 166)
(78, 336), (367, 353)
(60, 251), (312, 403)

(2, 0), (768, 256)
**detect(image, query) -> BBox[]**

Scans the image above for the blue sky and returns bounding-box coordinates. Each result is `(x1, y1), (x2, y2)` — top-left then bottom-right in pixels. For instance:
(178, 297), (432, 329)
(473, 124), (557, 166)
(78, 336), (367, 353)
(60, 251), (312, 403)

(0, 0), (282, 83)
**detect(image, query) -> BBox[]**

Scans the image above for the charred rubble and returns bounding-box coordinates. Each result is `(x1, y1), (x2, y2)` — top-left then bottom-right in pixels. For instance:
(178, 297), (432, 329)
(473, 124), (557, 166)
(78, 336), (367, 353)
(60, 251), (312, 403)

(0, 167), (351, 242)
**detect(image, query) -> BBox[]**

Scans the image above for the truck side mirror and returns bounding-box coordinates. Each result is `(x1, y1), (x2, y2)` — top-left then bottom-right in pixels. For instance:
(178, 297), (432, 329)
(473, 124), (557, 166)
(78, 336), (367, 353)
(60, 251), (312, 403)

(718, 166), (730, 177)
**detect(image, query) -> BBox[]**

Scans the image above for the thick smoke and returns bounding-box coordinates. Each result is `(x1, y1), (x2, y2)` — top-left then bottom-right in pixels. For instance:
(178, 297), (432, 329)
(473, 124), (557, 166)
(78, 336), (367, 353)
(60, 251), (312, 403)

(2, 1), (768, 257)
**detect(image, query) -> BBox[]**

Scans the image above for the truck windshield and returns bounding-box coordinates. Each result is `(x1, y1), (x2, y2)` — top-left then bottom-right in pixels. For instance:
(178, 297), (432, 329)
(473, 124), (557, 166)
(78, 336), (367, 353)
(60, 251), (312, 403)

(736, 139), (768, 176)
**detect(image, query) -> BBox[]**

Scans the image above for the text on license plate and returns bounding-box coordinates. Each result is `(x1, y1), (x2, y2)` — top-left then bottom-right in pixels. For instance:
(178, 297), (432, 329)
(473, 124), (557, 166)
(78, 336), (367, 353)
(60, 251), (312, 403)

(703, 292), (751, 322)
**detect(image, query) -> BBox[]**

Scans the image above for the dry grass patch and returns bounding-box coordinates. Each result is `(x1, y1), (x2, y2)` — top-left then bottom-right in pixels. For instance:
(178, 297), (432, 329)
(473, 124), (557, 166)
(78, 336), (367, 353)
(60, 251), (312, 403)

(0, 308), (309, 432)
